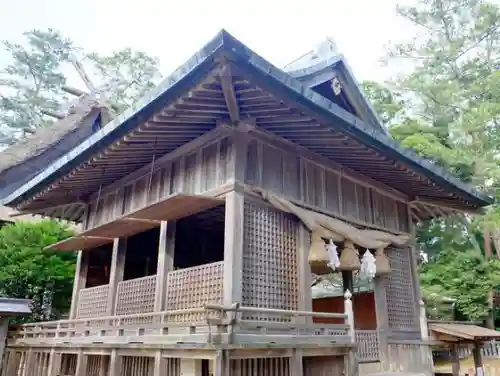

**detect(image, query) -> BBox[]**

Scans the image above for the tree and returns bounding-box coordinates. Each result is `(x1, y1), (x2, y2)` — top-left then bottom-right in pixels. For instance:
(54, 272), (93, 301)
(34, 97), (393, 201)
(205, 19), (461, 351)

(363, 0), (500, 321)
(0, 220), (76, 322)
(0, 29), (162, 147)
(0, 29), (74, 144)
(86, 48), (162, 113)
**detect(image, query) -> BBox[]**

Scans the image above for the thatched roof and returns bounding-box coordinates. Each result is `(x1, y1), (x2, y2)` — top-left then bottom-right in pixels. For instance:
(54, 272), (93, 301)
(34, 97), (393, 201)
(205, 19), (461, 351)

(0, 205), (41, 222)
(0, 105), (100, 175)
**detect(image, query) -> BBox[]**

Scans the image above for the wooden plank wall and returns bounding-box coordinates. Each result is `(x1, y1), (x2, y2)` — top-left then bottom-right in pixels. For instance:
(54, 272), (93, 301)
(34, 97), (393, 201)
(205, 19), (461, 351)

(245, 138), (409, 234)
(85, 134), (409, 236)
(86, 137), (233, 230)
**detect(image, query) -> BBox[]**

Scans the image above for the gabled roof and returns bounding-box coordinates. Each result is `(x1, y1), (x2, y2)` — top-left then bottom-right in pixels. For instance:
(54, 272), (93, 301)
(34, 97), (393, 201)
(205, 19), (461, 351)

(284, 38), (388, 135)
(0, 30), (492, 217)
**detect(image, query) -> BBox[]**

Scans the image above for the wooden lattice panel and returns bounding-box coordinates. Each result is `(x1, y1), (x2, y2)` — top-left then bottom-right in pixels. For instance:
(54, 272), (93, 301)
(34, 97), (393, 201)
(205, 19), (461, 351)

(356, 330), (380, 362)
(77, 285), (109, 318)
(242, 202), (299, 321)
(231, 358), (290, 376)
(115, 275), (157, 316)
(303, 356), (344, 376)
(165, 261), (223, 322)
(385, 247), (419, 332)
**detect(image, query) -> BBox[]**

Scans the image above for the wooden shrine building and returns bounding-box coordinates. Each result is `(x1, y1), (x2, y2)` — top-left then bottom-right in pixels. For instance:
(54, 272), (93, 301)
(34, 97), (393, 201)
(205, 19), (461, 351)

(0, 31), (492, 376)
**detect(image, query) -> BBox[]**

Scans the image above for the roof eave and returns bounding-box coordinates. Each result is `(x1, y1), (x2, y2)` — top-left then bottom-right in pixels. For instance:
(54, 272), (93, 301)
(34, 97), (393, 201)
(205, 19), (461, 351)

(1, 30), (493, 210)
(218, 33), (492, 207)
(0, 31), (227, 207)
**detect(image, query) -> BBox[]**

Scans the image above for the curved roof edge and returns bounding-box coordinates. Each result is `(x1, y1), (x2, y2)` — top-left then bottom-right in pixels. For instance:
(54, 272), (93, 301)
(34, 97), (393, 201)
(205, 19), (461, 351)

(0, 29), (493, 209)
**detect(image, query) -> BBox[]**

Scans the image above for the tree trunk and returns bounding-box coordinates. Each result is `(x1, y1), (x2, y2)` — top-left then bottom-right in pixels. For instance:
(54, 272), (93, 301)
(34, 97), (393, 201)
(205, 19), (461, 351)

(484, 228), (495, 329)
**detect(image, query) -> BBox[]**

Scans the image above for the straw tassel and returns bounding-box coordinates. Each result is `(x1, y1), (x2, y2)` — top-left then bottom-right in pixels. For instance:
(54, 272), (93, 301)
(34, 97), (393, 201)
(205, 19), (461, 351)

(339, 240), (361, 271)
(375, 247), (391, 275)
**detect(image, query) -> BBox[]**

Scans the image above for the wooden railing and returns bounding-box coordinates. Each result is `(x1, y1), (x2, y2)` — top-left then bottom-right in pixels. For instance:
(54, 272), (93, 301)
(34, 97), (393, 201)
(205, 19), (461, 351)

(356, 330), (380, 362)
(8, 302), (355, 347)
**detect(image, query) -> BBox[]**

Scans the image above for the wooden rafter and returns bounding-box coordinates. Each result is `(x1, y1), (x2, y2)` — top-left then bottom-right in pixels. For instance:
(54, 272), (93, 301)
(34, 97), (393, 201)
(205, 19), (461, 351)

(219, 64), (240, 123)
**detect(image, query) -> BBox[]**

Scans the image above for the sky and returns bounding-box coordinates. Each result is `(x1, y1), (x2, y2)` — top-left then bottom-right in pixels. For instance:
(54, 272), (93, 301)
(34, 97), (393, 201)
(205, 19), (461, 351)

(0, 0), (418, 86)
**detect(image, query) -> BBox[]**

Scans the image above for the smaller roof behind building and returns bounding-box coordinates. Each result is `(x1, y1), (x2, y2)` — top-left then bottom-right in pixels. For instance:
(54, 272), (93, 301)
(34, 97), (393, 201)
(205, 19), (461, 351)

(430, 323), (500, 342)
(0, 297), (31, 317)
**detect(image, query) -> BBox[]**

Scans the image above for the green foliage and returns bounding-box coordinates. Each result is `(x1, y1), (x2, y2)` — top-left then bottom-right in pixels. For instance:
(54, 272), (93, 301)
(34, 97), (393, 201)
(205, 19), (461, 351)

(0, 29), (74, 144)
(0, 29), (162, 147)
(420, 247), (500, 320)
(0, 221), (76, 322)
(362, 0), (500, 321)
(86, 48), (162, 113)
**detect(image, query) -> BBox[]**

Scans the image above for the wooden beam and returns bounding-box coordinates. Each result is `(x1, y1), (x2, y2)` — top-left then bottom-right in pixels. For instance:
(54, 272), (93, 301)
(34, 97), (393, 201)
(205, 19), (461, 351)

(9, 202), (86, 217)
(62, 85), (87, 97)
(41, 109), (65, 120)
(219, 64), (240, 123)
(410, 196), (483, 215)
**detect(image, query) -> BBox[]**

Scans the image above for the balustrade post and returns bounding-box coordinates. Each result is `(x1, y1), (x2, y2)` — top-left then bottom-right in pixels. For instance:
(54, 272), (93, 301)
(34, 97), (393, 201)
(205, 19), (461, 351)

(344, 290), (355, 341)
(344, 290), (358, 376)
(419, 300), (429, 340)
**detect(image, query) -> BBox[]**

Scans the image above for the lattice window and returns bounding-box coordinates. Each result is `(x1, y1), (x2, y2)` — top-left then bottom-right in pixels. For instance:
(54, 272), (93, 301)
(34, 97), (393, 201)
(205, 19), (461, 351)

(115, 275), (157, 316)
(356, 330), (380, 362)
(231, 358), (290, 376)
(385, 247), (419, 332)
(165, 261), (224, 322)
(242, 202), (299, 321)
(77, 285), (109, 318)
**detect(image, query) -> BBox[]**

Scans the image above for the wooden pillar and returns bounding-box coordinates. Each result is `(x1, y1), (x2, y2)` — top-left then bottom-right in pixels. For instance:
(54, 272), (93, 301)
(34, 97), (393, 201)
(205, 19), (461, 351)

(229, 125), (249, 184)
(373, 276), (390, 368)
(106, 237), (126, 316)
(297, 224), (312, 323)
(291, 349), (304, 376)
(450, 344), (460, 376)
(342, 272), (354, 294)
(213, 350), (229, 376)
(108, 350), (121, 376)
(47, 349), (61, 376)
(473, 342), (484, 376)
(344, 290), (358, 376)
(69, 251), (88, 319)
(154, 221), (176, 312)
(223, 191), (244, 306)
(75, 350), (87, 376)
(408, 208), (423, 326)
(0, 318), (9, 369)
(152, 350), (165, 376)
